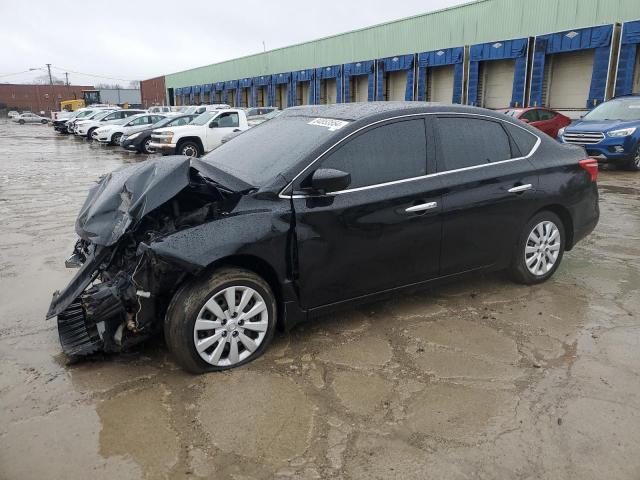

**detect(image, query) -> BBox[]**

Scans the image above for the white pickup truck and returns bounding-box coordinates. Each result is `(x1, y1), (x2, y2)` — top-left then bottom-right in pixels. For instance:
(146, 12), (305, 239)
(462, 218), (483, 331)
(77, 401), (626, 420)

(149, 108), (249, 157)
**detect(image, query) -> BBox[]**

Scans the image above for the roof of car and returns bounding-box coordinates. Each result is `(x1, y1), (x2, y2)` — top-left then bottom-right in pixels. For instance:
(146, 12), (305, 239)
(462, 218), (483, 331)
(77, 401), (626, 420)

(281, 102), (497, 121)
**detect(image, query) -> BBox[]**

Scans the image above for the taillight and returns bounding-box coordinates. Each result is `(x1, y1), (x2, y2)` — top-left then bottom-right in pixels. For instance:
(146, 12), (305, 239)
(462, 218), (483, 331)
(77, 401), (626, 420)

(579, 158), (598, 182)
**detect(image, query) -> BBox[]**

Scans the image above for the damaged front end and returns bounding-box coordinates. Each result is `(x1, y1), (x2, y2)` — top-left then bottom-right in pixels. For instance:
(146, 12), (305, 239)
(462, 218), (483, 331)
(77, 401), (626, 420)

(47, 156), (251, 358)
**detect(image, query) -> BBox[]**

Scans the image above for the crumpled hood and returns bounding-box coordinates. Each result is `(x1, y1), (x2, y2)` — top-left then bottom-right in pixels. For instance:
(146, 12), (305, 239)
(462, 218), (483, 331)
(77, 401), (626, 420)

(567, 119), (637, 133)
(75, 156), (252, 246)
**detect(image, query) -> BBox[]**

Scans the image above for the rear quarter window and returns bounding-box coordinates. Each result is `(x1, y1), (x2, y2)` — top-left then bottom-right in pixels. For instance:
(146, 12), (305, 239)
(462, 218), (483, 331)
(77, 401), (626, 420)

(503, 122), (539, 157)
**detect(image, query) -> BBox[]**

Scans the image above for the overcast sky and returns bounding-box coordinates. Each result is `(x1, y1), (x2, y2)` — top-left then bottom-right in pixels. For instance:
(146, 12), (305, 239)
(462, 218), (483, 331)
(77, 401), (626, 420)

(0, 0), (470, 85)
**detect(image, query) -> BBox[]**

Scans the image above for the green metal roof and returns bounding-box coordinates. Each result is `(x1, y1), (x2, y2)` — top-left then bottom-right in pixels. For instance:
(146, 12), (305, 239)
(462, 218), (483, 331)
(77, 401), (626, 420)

(165, 0), (639, 89)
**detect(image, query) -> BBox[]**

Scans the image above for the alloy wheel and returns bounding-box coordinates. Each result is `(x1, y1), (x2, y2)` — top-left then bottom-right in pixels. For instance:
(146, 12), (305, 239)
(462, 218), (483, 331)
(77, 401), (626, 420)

(193, 286), (269, 367)
(525, 221), (561, 276)
(143, 138), (154, 153)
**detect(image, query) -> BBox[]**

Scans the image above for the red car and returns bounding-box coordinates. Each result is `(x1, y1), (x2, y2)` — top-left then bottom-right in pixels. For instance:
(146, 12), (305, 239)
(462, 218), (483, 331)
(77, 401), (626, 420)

(498, 107), (571, 138)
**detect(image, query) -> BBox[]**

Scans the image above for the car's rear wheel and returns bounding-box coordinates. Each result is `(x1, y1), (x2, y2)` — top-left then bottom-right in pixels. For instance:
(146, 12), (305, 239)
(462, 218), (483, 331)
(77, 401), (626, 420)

(142, 137), (154, 154)
(110, 132), (122, 145)
(41, 119), (48, 124)
(165, 267), (277, 373)
(623, 145), (640, 171)
(509, 211), (565, 285)
(18, 119), (25, 124)
(178, 140), (201, 158)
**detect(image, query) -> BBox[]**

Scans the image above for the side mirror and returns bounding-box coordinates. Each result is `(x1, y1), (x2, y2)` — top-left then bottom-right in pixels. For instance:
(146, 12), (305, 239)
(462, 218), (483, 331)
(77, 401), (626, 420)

(306, 169), (351, 194)
(209, 119), (219, 128)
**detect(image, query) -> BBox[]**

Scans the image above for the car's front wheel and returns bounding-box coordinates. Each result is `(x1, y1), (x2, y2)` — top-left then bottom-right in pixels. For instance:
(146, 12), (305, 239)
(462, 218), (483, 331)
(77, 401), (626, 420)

(178, 140), (201, 158)
(18, 119), (25, 124)
(142, 136), (154, 154)
(110, 132), (123, 145)
(41, 119), (48, 124)
(623, 145), (640, 171)
(165, 267), (277, 373)
(509, 211), (565, 285)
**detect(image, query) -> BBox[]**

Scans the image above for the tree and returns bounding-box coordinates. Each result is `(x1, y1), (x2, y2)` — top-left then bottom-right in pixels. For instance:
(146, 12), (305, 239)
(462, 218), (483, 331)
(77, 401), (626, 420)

(128, 80), (140, 89)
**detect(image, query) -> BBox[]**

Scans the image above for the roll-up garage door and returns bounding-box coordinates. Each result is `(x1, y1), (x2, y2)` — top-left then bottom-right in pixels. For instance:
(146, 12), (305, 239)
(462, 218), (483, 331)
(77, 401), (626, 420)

(354, 76), (369, 102)
(480, 59), (515, 109)
(427, 65), (454, 103)
(321, 79), (337, 104)
(256, 87), (267, 107)
(386, 71), (408, 101)
(275, 85), (288, 109)
(634, 48), (640, 94)
(547, 50), (594, 109)
(297, 82), (311, 105)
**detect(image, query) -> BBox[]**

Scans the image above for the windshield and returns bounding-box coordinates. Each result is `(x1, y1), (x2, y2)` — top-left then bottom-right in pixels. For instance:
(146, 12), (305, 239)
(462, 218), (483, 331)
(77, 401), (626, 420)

(201, 115), (347, 186)
(110, 116), (132, 126)
(93, 110), (115, 121)
(583, 98), (640, 121)
(191, 111), (217, 126)
(74, 110), (93, 119)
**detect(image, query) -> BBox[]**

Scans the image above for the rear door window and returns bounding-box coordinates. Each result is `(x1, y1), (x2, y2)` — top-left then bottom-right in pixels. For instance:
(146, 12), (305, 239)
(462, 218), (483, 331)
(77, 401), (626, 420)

(318, 118), (427, 189)
(520, 110), (540, 122)
(435, 117), (513, 171)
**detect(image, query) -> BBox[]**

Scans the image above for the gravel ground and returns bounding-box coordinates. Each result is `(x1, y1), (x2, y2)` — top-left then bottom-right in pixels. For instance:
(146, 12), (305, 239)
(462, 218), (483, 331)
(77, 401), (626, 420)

(0, 119), (639, 479)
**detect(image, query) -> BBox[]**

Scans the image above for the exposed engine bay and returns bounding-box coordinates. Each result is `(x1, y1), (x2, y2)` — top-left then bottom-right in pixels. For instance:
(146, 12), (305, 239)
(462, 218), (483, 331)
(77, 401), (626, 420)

(47, 157), (249, 357)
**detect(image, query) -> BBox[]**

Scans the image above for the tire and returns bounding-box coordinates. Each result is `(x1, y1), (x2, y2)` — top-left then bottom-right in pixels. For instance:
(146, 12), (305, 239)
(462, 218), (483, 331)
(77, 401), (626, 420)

(509, 211), (565, 285)
(87, 127), (97, 140)
(41, 119), (48, 124)
(178, 140), (201, 158)
(165, 267), (277, 373)
(623, 145), (640, 172)
(110, 132), (123, 146)
(18, 119), (25, 124)
(141, 136), (154, 154)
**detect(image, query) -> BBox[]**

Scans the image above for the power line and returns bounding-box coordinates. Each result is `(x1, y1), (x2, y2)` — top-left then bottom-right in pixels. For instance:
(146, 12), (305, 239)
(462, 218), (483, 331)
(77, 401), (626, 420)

(49, 65), (138, 82)
(0, 69), (38, 79)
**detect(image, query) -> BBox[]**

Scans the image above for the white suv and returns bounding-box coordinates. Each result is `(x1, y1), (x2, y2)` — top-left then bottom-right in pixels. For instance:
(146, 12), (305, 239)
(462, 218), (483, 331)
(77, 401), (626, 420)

(93, 114), (167, 145)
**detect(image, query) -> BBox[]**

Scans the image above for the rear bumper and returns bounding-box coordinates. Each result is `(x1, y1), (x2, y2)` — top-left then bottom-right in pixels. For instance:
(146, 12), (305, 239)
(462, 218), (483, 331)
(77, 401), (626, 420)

(568, 184), (600, 249)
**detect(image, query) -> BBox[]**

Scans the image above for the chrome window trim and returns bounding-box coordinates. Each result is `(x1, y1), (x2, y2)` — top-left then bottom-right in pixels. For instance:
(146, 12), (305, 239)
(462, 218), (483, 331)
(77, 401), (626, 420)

(279, 111), (541, 199)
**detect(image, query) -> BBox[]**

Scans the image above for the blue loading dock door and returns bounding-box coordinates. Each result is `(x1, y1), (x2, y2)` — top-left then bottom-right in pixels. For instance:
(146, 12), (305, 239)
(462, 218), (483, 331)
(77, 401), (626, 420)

(468, 38), (529, 108)
(253, 76), (272, 107)
(615, 20), (640, 97)
(292, 69), (315, 106)
(237, 78), (252, 108)
(530, 25), (614, 110)
(344, 61), (375, 102)
(417, 47), (464, 103)
(272, 73), (292, 109)
(376, 54), (415, 101)
(193, 85), (202, 104)
(314, 65), (342, 104)
(213, 82), (224, 104)
(223, 80), (238, 107)
(203, 84), (212, 104)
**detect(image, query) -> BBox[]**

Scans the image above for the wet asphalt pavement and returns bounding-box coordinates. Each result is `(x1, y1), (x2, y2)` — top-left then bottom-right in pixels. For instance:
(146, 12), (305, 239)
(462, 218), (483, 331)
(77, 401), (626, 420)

(0, 119), (639, 479)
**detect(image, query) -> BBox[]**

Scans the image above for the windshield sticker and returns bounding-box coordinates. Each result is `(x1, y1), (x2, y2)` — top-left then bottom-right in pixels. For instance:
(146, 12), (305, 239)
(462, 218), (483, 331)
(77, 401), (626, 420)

(308, 118), (349, 131)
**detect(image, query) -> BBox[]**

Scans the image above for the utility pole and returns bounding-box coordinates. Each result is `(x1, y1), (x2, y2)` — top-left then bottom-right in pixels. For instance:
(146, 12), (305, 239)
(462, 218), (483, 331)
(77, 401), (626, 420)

(46, 64), (53, 85)
(64, 72), (69, 86)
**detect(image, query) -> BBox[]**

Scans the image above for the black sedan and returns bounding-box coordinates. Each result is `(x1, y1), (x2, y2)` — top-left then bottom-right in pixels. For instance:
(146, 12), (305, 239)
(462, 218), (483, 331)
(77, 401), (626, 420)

(48, 103), (599, 373)
(120, 114), (198, 153)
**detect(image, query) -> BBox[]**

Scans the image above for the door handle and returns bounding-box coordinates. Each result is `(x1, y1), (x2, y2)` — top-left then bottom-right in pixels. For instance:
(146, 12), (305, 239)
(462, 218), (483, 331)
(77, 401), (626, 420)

(405, 201), (438, 213)
(508, 184), (533, 194)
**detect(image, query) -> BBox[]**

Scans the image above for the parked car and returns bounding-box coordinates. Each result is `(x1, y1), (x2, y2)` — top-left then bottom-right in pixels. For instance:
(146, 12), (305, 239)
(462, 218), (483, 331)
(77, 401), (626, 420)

(93, 113), (167, 145)
(75, 109), (146, 139)
(8, 110), (19, 119)
(65, 107), (116, 134)
(120, 114), (198, 153)
(559, 95), (640, 171)
(147, 106), (173, 114)
(13, 112), (48, 124)
(174, 105), (231, 115)
(221, 110), (283, 144)
(52, 108), (97, 133)
(150, 109), (249, 157)
(47, 103), (599, 373)
(498, 107), (571, 138)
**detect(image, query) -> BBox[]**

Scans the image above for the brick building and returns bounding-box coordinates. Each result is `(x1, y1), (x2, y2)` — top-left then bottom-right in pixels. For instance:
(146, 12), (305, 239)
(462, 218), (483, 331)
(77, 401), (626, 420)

(0, 83), (94, 114)
(140, 75), (166, 107)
